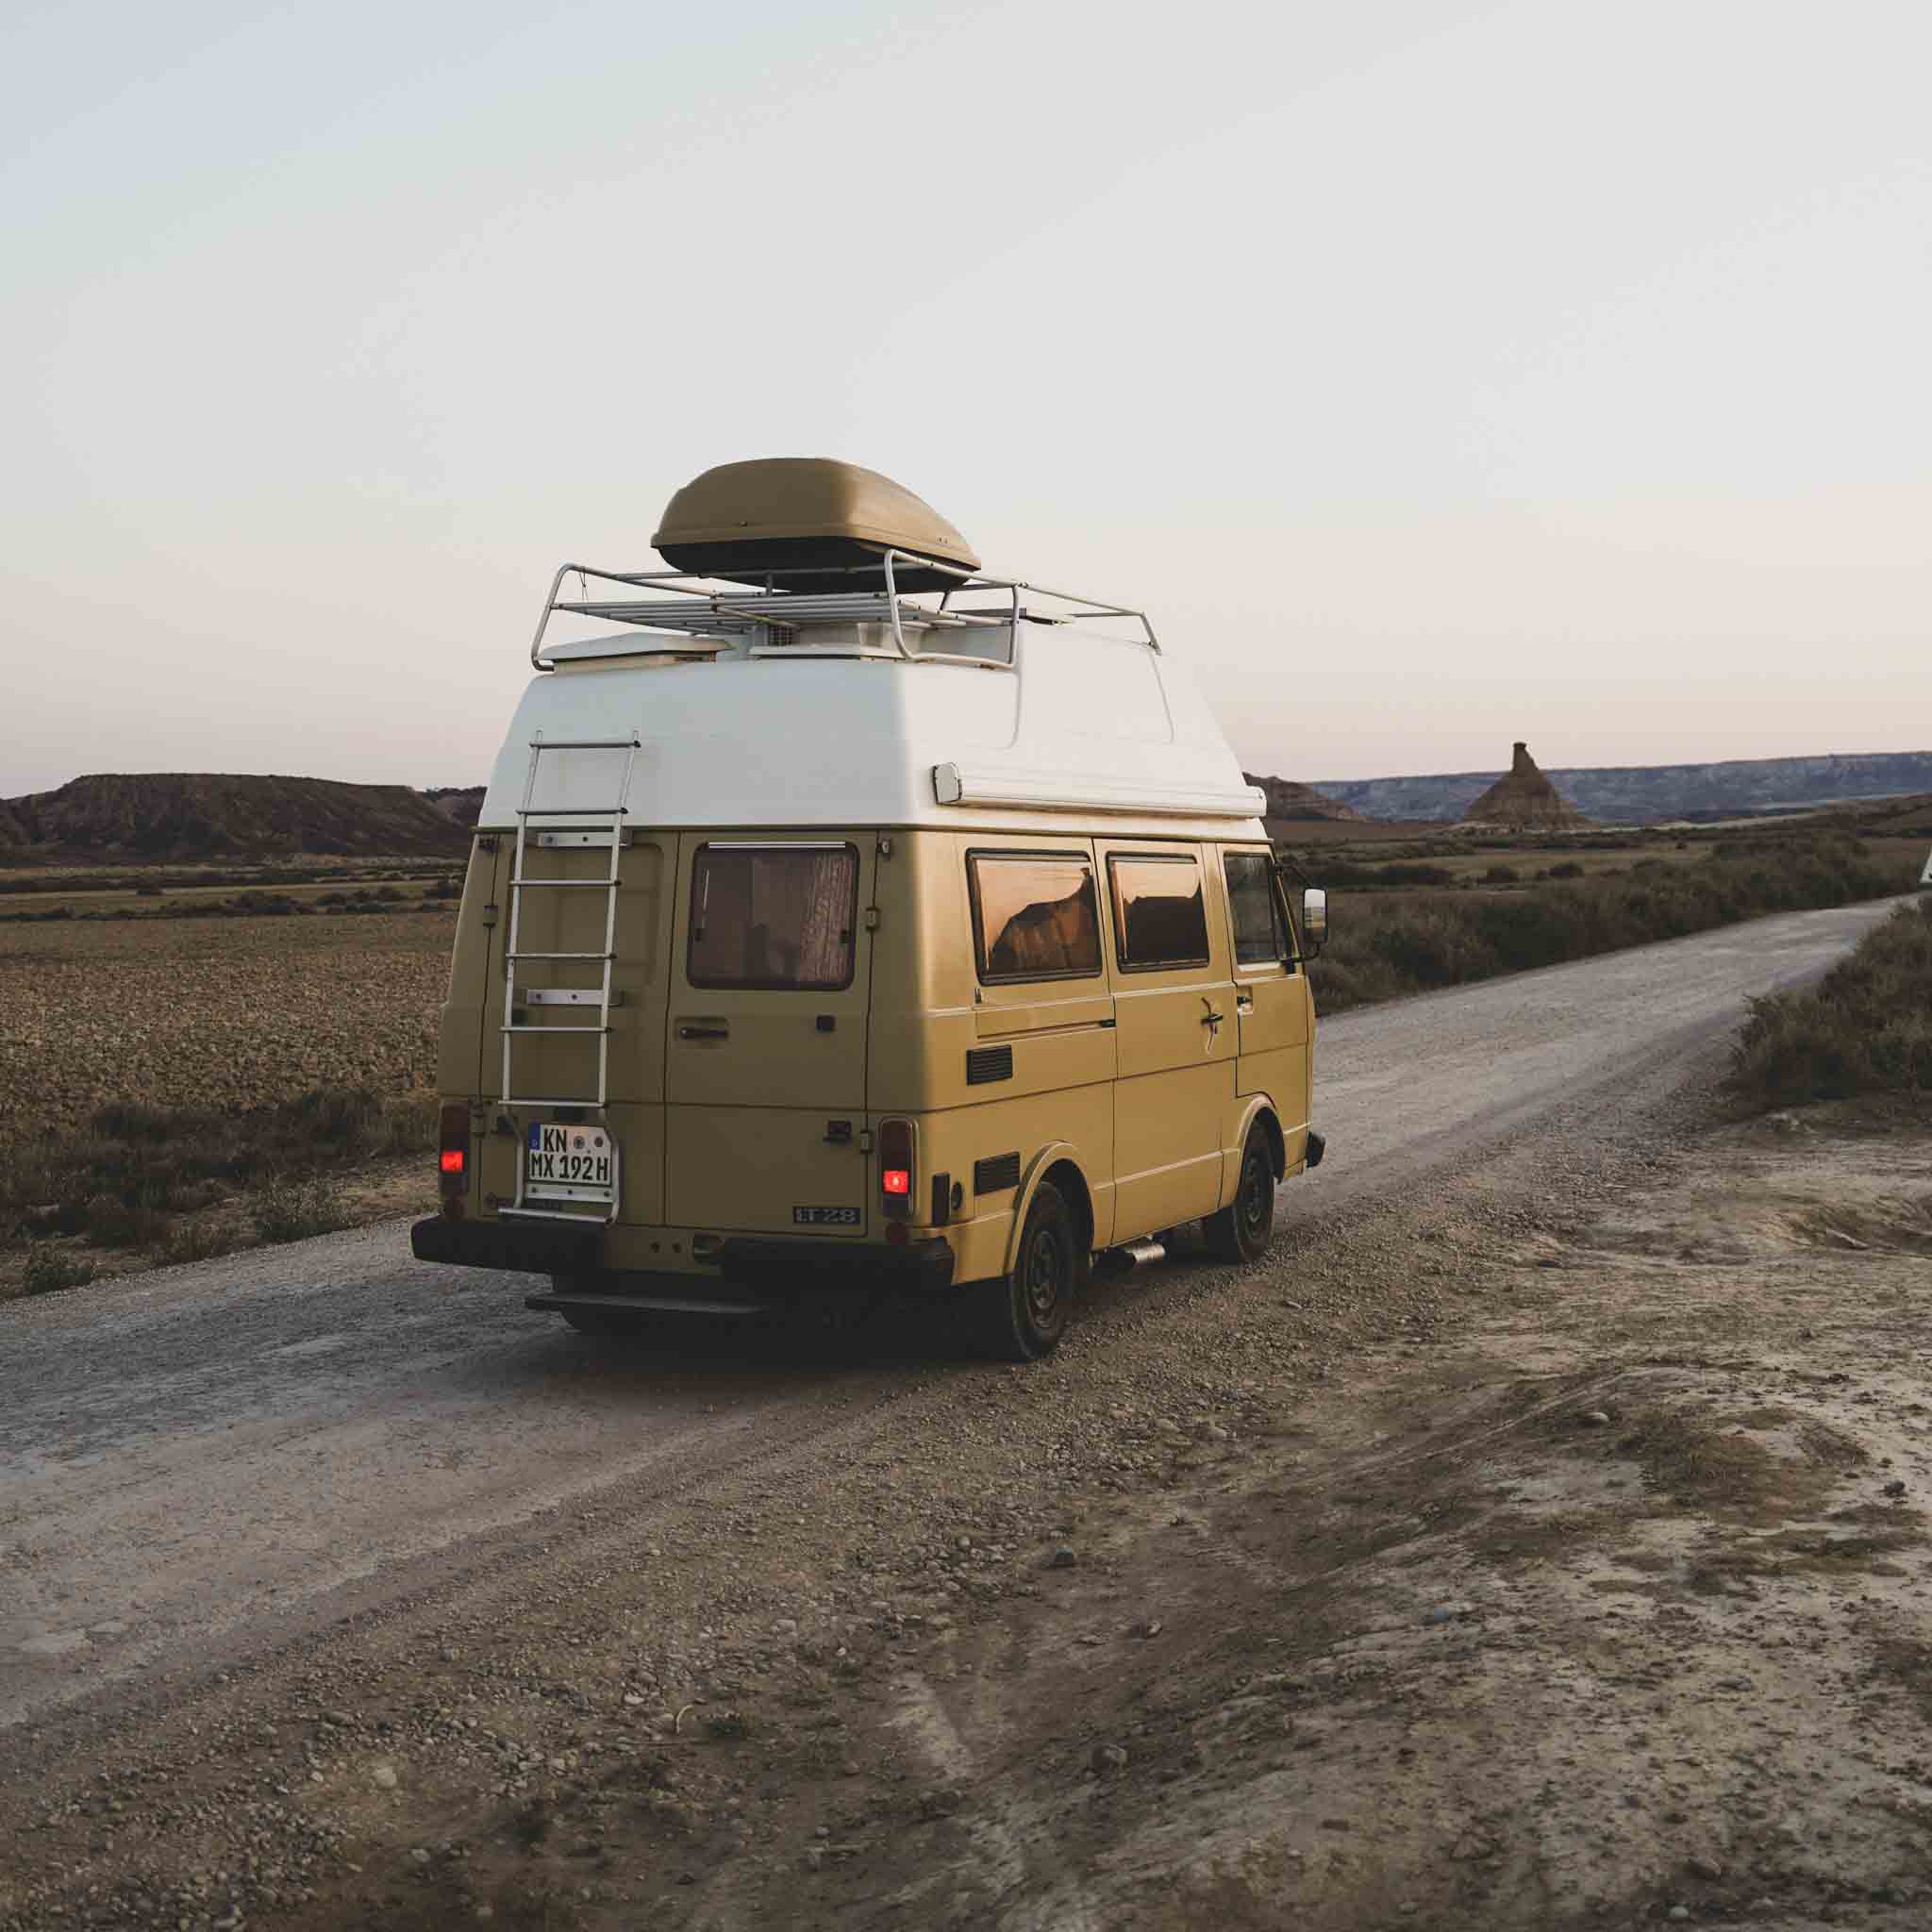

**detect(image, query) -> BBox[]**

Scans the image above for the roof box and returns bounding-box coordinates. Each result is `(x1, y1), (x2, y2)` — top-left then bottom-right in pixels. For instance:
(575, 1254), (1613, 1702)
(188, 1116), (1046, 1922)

(652, 458), (980, 593)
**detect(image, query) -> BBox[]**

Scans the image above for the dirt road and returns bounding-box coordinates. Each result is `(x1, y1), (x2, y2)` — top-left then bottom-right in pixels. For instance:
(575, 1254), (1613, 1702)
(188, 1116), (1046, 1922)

(1, 897), (1922, 1930)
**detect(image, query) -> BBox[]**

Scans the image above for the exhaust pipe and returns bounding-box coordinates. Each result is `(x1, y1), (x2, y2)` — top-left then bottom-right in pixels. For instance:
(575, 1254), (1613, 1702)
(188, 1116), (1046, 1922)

(1122, 1239), (1167, 1267)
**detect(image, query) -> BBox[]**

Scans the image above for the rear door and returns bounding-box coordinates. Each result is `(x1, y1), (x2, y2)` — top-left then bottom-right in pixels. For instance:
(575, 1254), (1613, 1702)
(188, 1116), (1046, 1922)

(664, 835), (875, 1236)
(480, 826), (675, 1226)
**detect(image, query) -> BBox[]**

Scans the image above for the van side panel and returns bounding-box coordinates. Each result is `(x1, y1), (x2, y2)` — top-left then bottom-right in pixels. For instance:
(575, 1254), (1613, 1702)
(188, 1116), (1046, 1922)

(864, 833), (1117, 1274)
(1099, 838), (1239, 1241)
(1211, 843), (1311, 1158)
(439, 836), (505, 1102)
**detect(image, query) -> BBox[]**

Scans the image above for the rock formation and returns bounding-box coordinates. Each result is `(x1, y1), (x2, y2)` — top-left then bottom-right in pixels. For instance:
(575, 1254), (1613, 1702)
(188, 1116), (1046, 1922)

(1461, 743), (1591, 829)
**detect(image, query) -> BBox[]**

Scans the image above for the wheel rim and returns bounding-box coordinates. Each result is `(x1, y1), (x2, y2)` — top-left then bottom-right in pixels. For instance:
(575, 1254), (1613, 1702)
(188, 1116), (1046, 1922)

(1239, 1144), (1271, 1241)
(1024, 1224), (1067, 1328)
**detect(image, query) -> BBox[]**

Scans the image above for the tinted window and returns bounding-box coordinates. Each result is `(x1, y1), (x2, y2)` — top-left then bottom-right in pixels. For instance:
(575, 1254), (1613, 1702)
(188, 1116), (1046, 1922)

(688, 844), (858, 990)
(1224, 851), (1288, 965)
(1109, 856), (1209, 970)
(969, 854), (1103, 982)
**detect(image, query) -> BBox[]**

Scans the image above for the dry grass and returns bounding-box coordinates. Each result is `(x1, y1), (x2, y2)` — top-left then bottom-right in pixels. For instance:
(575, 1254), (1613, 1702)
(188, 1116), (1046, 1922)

(1303, 833), (1915, 1015)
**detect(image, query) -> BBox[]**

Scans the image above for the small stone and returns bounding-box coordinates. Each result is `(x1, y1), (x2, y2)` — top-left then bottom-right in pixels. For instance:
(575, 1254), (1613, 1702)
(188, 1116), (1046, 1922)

(623, 1693), (644, 1707)
(1668, 1908), (1690, 1923)
(371, 1765), (398, 1790)
(1134, 1619), (1164, 1641)
(1047, 1546), (1077, 1570)
(410, 1848), (431, 1865)
(1423, 1605), (1471, 1626)
(1091, 1742), (1128, 1774)
(1689, 1856), (1724, 1881)
(1579, 1409), (1611, 1427)
(440, 1645), (458, 1662)
(1885, 1480), (1907, 1498)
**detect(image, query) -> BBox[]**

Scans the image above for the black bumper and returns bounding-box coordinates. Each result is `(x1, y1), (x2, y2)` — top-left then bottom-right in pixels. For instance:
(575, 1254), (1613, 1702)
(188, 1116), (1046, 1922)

(717, 1235), (956, 1293)
(410, 1213), (603, 1275)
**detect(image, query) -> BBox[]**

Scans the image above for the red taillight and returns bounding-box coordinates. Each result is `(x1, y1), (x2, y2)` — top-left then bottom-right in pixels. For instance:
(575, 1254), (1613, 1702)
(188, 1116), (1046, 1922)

(439, 1102), (469, 1196)
(879, 1119), (914, 1221)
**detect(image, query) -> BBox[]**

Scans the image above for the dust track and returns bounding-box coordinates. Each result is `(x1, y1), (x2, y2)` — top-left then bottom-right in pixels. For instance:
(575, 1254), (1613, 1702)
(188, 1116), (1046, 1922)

(0, 899), (1897, 1737)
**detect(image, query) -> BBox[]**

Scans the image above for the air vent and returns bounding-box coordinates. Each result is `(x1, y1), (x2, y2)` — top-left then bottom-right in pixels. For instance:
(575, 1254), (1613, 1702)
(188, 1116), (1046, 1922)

(974, 1151), (1021, 1196)
(966, 1044), (1013, 1086)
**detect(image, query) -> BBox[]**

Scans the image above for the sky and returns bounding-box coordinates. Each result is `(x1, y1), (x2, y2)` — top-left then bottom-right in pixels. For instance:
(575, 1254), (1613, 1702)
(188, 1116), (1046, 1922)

(3, 0), (1928, 797)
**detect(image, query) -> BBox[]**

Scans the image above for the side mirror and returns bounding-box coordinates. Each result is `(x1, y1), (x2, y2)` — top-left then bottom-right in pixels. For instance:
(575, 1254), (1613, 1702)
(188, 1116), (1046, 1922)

(1300, 886), (1328, 955)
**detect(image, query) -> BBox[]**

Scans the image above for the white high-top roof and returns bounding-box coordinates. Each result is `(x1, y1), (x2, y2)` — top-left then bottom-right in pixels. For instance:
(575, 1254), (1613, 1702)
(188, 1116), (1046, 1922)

(476, 566), (1266, 838)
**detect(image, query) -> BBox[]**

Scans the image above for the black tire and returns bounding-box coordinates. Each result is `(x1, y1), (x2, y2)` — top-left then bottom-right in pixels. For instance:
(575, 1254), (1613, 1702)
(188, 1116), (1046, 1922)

(972, 1180), (1078, 1362)
(1204, 1123), (1277, 1265)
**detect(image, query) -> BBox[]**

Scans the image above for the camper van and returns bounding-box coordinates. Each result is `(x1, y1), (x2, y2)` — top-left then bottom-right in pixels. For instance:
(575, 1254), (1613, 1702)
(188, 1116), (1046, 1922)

(411, 459), (1326, 1358)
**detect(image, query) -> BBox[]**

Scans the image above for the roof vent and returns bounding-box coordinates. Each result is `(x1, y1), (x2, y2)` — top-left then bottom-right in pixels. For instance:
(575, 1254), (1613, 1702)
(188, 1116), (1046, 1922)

(652, 458), (980, 593)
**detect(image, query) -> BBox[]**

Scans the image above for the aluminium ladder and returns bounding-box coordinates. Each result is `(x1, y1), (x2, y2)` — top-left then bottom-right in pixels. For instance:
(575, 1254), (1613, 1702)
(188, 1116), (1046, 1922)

(499, 731), (641, 1114)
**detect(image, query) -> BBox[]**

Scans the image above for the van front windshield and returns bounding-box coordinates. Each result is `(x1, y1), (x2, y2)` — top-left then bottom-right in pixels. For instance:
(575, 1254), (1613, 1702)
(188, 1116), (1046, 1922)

(689, 843), (858, 991)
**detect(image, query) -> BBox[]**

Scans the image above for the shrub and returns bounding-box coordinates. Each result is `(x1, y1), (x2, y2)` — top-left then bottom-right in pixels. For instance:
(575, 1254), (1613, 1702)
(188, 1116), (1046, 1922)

(1548, 861), (1585, 880)
(20, 1243), (96, 1295)
(254, 1175), (352, 1244)
(1482, 864), (1519, 885)
(1729, 902), (1932, 1110)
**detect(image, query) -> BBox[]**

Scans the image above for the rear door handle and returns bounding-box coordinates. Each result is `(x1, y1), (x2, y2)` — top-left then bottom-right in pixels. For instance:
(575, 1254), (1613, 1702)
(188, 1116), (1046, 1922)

(678, 1023), (729, 1041)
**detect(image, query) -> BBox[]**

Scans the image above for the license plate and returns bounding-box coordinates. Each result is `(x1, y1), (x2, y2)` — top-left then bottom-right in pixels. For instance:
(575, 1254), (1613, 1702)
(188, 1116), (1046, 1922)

(525, 1123), (619, 1203)
(793, 1205), (860, 1225)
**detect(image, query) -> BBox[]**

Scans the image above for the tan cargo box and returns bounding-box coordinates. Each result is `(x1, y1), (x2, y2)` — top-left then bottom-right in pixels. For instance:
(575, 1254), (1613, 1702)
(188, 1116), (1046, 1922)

(652, 457), (980, 592)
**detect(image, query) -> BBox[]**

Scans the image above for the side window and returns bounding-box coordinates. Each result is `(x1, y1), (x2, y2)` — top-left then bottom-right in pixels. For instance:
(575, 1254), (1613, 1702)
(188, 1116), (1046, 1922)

(1109, 855), (1209, 971)
(968, 853), (1104, 983)
(1224, 851), (1289, 967)
(688, 843), (858, 990)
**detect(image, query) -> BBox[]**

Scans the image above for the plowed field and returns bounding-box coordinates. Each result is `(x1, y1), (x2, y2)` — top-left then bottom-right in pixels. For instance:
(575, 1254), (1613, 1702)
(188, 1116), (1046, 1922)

(0, 911), (450, 1128)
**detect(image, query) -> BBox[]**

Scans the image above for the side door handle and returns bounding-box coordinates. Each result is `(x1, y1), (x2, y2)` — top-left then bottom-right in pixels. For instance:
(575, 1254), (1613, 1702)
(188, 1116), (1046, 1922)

(678, 1022), (730, 1041)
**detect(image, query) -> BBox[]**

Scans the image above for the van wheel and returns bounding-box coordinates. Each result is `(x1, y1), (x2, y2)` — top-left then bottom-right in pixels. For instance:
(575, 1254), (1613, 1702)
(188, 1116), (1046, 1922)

(1205, 1124), (1277, 1265)
(973, 1181), (1077, 1362)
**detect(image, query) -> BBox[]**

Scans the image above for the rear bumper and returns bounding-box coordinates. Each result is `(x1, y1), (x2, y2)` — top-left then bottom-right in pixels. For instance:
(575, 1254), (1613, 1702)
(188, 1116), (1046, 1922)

(410, 1216), (957, 1294)
(410, 1213), (603, 1275)
(717, 1235), (956, 1293)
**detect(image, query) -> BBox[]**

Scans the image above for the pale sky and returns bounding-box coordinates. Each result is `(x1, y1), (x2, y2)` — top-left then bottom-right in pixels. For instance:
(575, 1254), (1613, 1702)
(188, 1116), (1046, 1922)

(4, 0), (1928, 798)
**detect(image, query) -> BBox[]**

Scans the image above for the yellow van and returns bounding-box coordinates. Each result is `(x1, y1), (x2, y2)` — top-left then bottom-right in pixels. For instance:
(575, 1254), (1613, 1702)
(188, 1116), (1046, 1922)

(411, 460), (1326, 1358)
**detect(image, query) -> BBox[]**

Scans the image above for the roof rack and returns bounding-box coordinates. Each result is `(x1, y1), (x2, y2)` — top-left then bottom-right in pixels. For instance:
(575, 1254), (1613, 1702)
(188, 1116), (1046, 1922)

(528, 548), (1159, 670)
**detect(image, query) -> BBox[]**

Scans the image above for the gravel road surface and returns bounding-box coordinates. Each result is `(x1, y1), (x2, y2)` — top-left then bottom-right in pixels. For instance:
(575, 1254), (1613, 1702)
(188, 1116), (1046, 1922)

(0, 900), (1898, 1740)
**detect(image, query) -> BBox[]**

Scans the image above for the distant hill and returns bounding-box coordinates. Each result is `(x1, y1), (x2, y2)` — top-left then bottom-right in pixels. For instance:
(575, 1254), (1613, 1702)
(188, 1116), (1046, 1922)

(1311, 750), (1932, 825)
(424, 785), (486, 829)
(1243, 773), (1362, 834)
(0, 774), (473, 861)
